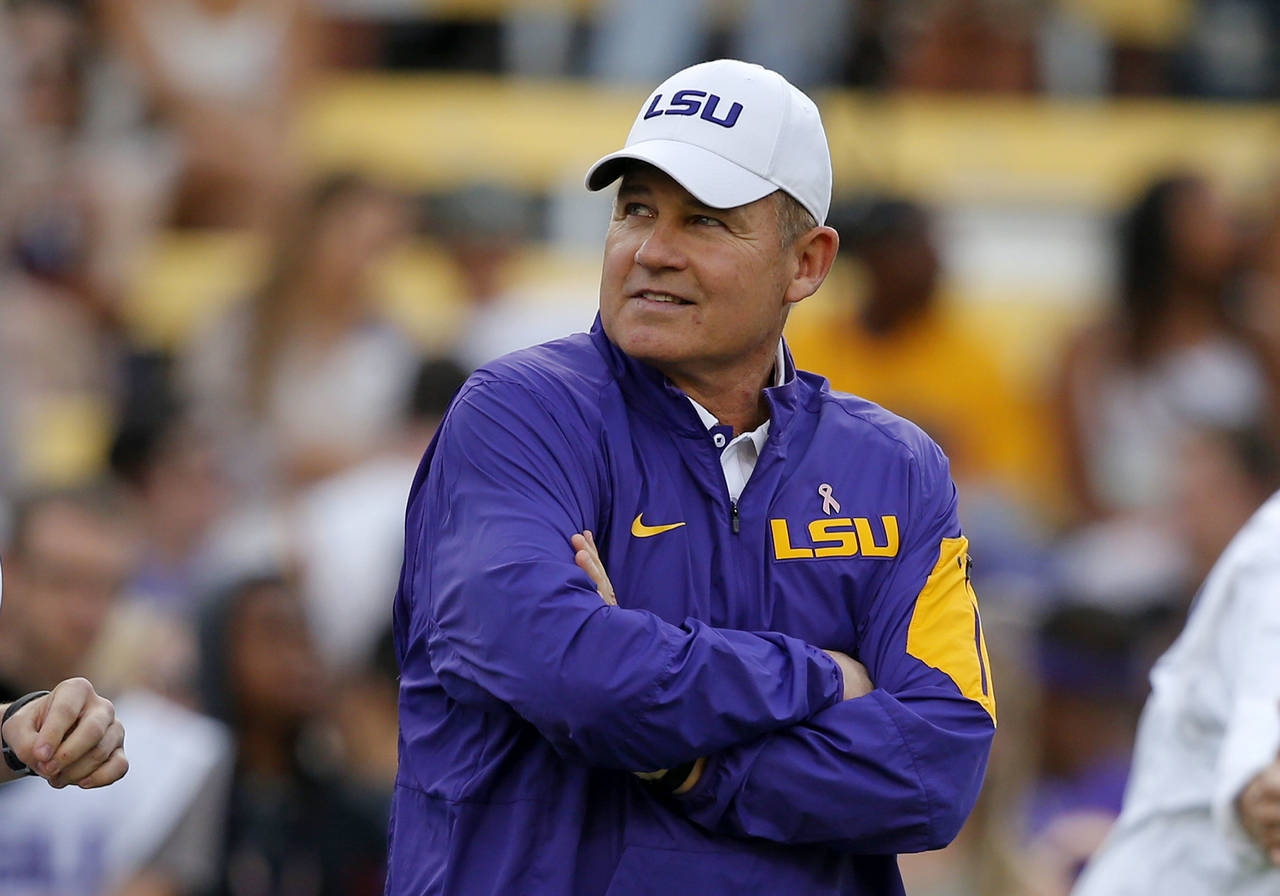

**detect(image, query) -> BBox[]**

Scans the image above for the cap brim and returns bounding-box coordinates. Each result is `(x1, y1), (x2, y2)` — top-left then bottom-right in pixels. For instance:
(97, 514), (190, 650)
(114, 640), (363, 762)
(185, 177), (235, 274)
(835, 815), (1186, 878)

(584, 139), (778, 211)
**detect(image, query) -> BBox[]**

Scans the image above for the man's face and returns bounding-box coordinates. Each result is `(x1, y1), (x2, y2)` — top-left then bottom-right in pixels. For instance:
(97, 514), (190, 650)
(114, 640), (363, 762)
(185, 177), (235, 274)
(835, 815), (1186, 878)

(6, 502), (132, 676)
(599, 166), (798, 385)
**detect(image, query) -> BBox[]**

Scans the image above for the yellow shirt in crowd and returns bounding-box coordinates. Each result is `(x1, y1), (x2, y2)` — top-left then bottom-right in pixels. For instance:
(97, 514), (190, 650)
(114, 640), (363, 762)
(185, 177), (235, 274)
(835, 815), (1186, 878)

(788, 304), (1061, 516)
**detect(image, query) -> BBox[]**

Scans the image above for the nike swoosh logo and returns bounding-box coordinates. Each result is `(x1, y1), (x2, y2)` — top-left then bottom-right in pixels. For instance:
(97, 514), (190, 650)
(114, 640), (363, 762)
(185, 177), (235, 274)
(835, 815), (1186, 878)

(631, 514), (686, 538)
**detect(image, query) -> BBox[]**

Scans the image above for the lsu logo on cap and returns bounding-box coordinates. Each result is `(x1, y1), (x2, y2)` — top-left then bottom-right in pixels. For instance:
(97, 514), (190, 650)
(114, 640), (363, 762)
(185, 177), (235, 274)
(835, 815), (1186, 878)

(642, 90), (743, 128)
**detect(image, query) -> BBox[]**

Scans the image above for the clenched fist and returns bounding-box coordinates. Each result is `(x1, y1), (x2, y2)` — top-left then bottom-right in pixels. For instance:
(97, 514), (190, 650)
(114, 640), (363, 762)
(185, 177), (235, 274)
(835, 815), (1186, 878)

(2, 677), (128, 789)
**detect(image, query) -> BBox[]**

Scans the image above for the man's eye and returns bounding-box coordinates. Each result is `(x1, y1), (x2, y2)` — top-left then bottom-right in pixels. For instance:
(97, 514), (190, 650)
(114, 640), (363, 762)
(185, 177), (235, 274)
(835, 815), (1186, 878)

(623, 202), (654, 217)
(693, 215), (723, 227)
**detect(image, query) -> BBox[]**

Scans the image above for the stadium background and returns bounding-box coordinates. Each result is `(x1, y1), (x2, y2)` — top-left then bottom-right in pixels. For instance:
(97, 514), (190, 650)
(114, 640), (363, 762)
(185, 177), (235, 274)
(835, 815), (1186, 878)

(0, 0), (1277, 893)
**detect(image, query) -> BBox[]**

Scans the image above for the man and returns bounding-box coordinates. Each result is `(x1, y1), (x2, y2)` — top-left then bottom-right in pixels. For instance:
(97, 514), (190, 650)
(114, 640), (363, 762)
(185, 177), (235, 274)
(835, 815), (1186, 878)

(0, 487), (232, 894)
(388, 60), (996, 895)
(0, 518), (127, 790)
(1073, 489), (1280, 894)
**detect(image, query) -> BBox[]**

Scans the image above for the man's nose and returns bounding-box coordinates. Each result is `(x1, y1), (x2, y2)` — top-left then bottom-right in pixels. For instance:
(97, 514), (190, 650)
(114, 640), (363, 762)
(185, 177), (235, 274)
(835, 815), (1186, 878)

(634, 219), (688, 271)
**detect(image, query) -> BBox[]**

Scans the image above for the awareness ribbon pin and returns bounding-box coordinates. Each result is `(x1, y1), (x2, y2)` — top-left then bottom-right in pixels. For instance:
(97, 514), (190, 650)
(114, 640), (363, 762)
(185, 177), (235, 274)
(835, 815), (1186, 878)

(818, 483), (840, 515)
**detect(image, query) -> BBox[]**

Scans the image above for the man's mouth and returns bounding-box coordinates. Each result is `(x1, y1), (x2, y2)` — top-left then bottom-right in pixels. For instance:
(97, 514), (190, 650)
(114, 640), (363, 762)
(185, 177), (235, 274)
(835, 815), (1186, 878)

(633, 290), (693, 306)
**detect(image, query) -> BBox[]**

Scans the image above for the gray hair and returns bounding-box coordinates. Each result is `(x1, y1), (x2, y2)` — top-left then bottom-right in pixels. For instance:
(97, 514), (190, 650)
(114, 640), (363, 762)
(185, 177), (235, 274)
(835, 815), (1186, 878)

(774, 191), (818, 249)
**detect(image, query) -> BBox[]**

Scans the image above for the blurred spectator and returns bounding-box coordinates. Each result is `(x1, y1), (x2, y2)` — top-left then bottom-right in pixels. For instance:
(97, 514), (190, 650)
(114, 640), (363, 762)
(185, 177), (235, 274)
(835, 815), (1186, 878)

(1176, 0), (1278, 99)
(0, 0), (172, 323)
(107, 397), (225, 619)
(1073, 487), (1280, 892)
(1021, 602), (1147, 895)
(499, 0), (576, 80)
(331, 623), (399, 796)
(844, 0), (896, 88)
(583, 0), (709, 83)
(181, 172), (418, 497)
(0, 0), (167, 492)
(787, 197), (1052, 514)
(432, 182), (534, 349)
(196, 572), (386, 895)
(1036, 2), (1110, 96)
(899, 607), (1041, 896)
(1168, 424), (1280, 584)
(1070, 0), (1191, 96)
(895, 0), (1038, 93)
(0, 263), (120, 490)
(85, 387), (229, 702)
(99, 0), (315, 228)
(434, 182), (595, 368)
(0, 485), (232, 895)
(1237, 180), (1280, 421)
(294, 355), (467, 674)
(1055, 173), (1275, 523)
(179, 356), (467, 800)
(295, 356), (465, 795)
(0, 486), (134, 701)
(581, 0), (854, 87)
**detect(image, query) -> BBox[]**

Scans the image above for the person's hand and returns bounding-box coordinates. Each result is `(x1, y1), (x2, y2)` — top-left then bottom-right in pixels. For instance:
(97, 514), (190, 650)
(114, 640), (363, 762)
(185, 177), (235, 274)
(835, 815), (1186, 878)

(572, 530), (617, 606)
(822, 650), (874, 701)
(2, 678), (128, 789)
(1237, 752), (1280, 865)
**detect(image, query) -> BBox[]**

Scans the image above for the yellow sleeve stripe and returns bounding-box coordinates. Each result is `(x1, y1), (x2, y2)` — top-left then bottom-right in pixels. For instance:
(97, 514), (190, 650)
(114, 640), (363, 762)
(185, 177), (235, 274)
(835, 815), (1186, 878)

(905, 536), (996, 724)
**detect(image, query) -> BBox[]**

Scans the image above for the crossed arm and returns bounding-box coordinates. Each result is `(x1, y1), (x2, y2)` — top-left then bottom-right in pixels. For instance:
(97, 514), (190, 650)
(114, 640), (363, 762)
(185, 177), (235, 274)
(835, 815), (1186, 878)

(567, 529), (990, 854)
(571, 530), (873, 793)
(1, 677), (128, 788)
(420, 381), (993, 851)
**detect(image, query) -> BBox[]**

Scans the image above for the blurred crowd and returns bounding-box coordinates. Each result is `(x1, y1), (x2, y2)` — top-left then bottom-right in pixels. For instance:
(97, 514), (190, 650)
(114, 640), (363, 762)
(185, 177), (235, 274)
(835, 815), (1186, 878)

(0, 1), (1277, 894)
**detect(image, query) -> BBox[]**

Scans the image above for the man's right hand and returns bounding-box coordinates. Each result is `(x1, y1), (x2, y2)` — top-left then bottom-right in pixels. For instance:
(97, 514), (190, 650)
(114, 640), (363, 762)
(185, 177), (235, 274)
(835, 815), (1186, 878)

(572, 530), (617, 606)
(2, 678), (128, 789)
(823, 650), (873, 701)
(1237, 752), (1280, 865)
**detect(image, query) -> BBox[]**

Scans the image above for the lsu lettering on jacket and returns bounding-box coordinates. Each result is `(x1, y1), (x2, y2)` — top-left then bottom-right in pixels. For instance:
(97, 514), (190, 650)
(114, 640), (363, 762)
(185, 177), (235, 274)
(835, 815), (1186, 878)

(387, 320), (996, 895)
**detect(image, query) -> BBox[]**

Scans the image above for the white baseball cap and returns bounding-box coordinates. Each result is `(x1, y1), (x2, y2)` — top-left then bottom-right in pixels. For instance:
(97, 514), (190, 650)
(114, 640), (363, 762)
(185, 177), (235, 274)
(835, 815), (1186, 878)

(585, 59), (832, 225)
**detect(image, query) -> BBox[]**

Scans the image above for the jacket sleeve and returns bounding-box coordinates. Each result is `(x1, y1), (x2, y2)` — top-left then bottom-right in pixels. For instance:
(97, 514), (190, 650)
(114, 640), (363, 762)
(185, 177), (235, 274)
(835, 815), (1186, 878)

(406, 378), (845, 771)
(671, 442), (996, 854)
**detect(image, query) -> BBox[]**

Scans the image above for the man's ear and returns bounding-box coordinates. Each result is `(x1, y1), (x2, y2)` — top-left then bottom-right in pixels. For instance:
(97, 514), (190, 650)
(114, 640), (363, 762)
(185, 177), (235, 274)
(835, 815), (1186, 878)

(784, 225), (839, 306)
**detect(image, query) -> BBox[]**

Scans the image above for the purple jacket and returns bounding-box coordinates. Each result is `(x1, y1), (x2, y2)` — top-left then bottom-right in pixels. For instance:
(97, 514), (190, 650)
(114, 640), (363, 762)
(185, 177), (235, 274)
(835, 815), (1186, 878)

(387, 320), (995, 895)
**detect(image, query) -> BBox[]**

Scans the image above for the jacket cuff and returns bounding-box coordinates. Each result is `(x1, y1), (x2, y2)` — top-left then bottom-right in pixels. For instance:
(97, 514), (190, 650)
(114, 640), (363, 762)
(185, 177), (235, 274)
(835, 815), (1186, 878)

(806, 643), (845, 712)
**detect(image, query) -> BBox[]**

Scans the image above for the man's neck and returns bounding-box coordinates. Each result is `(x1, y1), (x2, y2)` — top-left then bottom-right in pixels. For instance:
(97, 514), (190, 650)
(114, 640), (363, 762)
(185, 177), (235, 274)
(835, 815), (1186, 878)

(667, 349), (779, 436)
(679, 380), (770, 437)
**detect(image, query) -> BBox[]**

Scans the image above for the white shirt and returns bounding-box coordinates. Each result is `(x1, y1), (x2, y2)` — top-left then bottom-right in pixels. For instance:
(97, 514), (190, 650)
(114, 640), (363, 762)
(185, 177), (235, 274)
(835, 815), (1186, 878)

(1073, 490), (1280, 895)
(686, 342), (786, 503)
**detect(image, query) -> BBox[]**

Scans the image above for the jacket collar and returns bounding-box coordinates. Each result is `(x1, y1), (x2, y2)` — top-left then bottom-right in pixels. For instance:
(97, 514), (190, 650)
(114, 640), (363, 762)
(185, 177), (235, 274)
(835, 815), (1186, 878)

(587, 315), (805, 440)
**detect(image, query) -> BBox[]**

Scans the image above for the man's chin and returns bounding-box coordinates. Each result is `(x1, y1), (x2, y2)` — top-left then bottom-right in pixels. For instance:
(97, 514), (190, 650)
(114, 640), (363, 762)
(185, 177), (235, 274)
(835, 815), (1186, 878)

(610, 328), (685, 368)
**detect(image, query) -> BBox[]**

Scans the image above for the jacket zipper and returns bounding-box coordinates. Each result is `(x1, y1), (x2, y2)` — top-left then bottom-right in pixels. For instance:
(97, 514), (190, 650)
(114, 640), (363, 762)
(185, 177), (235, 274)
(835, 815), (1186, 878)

(730, 500), (740, 534)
